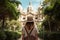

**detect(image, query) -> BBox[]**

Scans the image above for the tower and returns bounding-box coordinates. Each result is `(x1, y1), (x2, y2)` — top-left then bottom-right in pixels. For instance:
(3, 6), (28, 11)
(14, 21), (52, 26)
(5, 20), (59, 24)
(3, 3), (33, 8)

(38, 2), (43, 21)
(38, 2), (43, 14)
(27, 1), (33, 13)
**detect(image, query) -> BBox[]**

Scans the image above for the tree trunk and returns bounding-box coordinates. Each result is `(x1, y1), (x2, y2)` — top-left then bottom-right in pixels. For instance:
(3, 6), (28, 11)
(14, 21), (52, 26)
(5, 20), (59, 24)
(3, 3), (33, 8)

(48, 16), (51, 32)
(2, 16), (5, 30)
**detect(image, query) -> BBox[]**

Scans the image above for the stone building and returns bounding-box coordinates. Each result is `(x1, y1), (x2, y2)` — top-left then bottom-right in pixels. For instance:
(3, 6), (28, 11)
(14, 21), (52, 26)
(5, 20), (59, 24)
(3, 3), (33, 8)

(17, 2), (44, 27)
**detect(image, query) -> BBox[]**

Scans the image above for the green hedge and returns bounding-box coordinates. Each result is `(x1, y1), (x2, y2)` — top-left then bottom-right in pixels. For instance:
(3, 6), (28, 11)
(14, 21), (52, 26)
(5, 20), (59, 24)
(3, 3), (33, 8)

(0, 30), (6, 40)
(5, 31), (21, 40)
(38, 31), (60, 40)
(0, 30), (21, 40)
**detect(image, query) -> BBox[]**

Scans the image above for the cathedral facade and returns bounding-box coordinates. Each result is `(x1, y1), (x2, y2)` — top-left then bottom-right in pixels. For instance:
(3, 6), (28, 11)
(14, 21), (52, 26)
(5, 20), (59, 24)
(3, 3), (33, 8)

(17, 2), (44, 27)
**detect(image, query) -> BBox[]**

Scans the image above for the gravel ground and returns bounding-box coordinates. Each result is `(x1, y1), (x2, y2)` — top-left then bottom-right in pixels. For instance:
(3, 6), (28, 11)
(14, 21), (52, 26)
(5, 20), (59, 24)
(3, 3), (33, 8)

(18, 37), (43, 40)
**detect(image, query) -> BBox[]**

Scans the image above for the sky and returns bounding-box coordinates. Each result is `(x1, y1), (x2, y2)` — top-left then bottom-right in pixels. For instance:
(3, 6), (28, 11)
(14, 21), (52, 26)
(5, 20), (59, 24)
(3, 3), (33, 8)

(18, 0), (44, 11)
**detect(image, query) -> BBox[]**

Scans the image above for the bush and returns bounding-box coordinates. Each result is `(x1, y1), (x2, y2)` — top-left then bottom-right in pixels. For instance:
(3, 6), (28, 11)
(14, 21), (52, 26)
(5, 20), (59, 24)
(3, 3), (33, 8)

(0, 30), (21, 40)
(38, 31), (60, 40)
(0, 30), (6, 40)
(5, 31), (21, 40)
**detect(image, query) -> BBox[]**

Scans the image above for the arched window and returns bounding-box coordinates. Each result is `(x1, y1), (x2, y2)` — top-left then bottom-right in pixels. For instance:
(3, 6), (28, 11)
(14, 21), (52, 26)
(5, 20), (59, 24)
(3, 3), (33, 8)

(23, 17), (25, 19)
(35, 17), (38, 19)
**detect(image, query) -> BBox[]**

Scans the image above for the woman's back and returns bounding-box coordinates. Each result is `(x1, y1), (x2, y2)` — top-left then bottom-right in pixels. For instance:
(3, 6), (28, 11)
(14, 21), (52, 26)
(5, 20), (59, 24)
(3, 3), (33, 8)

(22, 17), (38, 40)
(22, 26), (38, 40)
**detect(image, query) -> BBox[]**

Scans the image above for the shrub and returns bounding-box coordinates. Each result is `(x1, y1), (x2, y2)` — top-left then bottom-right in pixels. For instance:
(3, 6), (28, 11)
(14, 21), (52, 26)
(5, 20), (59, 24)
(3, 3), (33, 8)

(0, 30), (6, 40)
(38, 31), (60, 40)
(5, 31), (21, 40)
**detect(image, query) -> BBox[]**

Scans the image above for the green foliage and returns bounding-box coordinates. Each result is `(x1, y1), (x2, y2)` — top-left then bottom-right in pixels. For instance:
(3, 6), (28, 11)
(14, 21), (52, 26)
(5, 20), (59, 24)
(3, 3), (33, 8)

(0, 30), (6, 40)
(44, 3), (54, 16)
(6, 1), (20, 19)
(7, 2), (15, 18)
(10, 1), (21, 6)
(43, 32), (60, 40)
(5, 20), (22, 32)
(38, 27), (44, 39)
(5, 31), (21, 40)
(0, 0), (21, 30)
(43, 0), (60, 31)
(0, 30), (21, 40)
(0, 1), (21, 40)
(44, 0), (60, 19)
(0, 0), (21, 19)
(38, 30), (60, 40)
(40, 1), (60, 40)
(53, 2), (60, 21)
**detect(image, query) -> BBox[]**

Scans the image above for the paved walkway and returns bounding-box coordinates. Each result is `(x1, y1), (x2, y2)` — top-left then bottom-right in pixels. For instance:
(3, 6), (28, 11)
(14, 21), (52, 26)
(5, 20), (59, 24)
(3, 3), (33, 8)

(18, 37), (43, 40)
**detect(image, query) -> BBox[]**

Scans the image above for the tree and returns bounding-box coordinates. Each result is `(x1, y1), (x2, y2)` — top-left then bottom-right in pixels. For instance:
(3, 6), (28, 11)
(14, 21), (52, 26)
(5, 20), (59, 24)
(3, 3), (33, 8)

(43, 0), (60, 31)
(0, 0), (21, 30)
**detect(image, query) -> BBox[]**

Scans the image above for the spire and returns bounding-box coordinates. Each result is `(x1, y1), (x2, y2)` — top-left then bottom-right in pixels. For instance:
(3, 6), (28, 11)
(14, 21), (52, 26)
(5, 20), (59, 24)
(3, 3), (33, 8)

(39, 1), (43, 6)
(27, 1), (33, 12)
(38, 1), (43, 14)
(38, 1), (43, 9)
(29, 1), (32, 7)
(29, 1), (32, 5)
(40, 1), (41, 5)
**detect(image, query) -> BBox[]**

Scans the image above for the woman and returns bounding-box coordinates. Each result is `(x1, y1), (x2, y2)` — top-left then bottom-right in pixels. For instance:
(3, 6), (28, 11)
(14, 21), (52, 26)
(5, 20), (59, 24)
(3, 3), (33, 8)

(22, 17), (38, 40)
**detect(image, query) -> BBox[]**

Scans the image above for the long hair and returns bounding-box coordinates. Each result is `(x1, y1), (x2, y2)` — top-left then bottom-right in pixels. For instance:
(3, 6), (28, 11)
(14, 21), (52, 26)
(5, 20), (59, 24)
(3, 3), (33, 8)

(25, 22), (34, 30)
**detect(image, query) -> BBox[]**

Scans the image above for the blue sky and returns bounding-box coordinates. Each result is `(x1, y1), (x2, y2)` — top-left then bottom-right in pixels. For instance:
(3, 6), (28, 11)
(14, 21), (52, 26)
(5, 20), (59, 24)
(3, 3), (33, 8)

(18, 0), (44, 10)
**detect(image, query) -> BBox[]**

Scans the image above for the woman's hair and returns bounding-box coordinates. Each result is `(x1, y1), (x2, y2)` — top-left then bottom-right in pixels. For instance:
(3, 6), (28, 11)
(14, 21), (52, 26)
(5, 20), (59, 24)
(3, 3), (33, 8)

(25, 22), (34, 28)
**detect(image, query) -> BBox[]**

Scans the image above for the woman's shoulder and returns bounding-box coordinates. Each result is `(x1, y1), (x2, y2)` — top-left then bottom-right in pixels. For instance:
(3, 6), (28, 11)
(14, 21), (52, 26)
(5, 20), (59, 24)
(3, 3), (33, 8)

(34, 26), (39, 33)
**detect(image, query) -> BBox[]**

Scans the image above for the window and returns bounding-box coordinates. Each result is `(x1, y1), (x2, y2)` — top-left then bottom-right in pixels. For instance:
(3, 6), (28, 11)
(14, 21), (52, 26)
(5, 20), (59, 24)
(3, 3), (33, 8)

(35, 17), (38, 19)
(23, 17), (25, 19)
